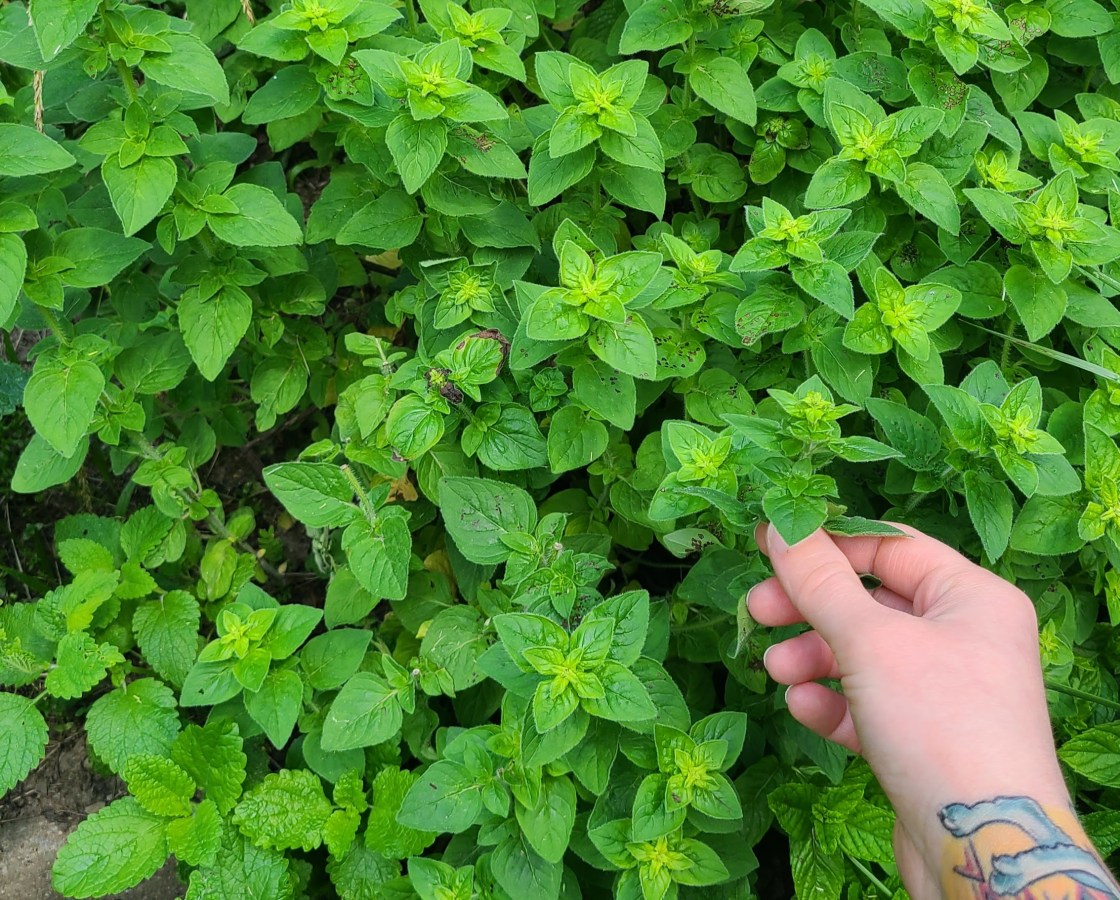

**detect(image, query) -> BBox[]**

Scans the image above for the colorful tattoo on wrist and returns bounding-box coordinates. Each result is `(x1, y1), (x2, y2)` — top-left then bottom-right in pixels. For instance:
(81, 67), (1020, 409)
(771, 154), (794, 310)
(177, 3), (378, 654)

(938, 796), (1119, 898)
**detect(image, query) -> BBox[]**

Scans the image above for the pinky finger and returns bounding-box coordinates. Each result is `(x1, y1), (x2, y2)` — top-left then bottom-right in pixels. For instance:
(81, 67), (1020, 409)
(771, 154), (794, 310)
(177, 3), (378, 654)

(784, 682), (861, 754)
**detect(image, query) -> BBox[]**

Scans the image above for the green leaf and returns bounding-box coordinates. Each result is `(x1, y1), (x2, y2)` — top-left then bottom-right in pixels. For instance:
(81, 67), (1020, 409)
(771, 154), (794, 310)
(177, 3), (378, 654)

(599, 116), (665, 171)
(387, 115), (448, 193)
(139, 33), (231, 105)
(44, 630), (118, 699)
(790, 836), (844, 900)
(263, 462), (359, 527)
(0, 692), (48, 795)
(23, 357), (104, 458)
(963, 470), (1013, 560)
(529, 136), (593, 205)
(1004, 264), (1067, 341)
(322, 671), (403, 751)
(689, 57), (756, 124)
(29, 0), (100, 59)
(365, 767), (436, 859)
(301, 629), (372, 691)
(764, 490), (829, 546)
(791, 259), (854, 318)
(632, 773), (686, 840)
(233, 768), (333, 851)
(582, 661), (657, 722)
(132, 591), (201, 688)
(893, 162), (961, 234)
(491, 829), (564, 897)
(548, 405), (609, 473)
(52, 797), (170, 898)
(344, 515), (411, 600)
(1059, 722), (1120, 787)
(338, 190), (423, 248)
(102, 155), (177, 237)
(245, 668), (304, 748)
(396, 759), (483, 833)
(0, 124), (75, 176)
(589, 314), (658, 380)
(515, 775), (577, 863)
(86, 678), (180, 775)
(242, 65), (320, 125)
(209, 184), (303, 247)
(123, 754), (197, 817)
(619, 0), (692, 53)
(167, 798), (222, 867)
(0, 232), (26, 325)
(171, 721), (247, 815)
(474, 404), (548, 471)
(11, 434), (88, 494)
(805, 158), (871, 208)
(923, 384), (987, 451)
(439, 476), (537, 564)
(572, 360), (636, 429)
(179, 284), (253, 381)
(186, 832), (294, 899)
(1011, 493), (1084, 555)
(54, 228), (148, 288)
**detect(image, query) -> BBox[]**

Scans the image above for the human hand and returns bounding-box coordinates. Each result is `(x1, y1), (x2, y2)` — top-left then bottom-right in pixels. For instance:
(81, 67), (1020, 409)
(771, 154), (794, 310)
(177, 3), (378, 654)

(749, 523), (1069, 897)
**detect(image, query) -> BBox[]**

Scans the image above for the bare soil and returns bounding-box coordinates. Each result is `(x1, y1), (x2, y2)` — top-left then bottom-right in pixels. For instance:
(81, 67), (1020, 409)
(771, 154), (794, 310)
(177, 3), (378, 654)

(0, 731), (185, 900)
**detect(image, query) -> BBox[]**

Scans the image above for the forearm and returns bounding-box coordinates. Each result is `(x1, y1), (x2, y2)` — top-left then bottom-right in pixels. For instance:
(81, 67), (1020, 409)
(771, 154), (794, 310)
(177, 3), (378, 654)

(933, 793), (1120, 899)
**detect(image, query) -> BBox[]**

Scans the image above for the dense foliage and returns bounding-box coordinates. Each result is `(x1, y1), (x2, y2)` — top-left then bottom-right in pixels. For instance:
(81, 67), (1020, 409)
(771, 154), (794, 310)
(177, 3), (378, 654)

(4, 0), (1120, 896)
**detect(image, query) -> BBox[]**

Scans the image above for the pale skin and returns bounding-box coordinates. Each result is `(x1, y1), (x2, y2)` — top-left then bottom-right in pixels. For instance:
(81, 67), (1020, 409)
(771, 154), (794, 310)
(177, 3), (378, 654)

(749, 522), (1120, 899)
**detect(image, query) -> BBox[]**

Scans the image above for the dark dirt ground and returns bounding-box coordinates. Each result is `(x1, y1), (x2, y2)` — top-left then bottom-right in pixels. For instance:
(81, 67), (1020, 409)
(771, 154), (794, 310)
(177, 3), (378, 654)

(0, 732), (186, 900)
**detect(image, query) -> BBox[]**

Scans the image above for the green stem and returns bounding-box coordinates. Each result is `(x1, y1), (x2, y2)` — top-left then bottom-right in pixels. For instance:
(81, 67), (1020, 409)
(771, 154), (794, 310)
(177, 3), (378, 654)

(999, 321), (1016, 375)
(672, 615), (730, 633)
(849, 858), (891, 897)
(125, 432), (284, 580)
(1045, 679), (1120, 711)
(114, 59), (139, 103)
(342, 464), (378, 523)
(403, 0), (419, 34)
(1078, 265), (1120, 294)
(37, 305), (70, 346)
(680, 37), (696, 109)
(903, 464), (953, 514)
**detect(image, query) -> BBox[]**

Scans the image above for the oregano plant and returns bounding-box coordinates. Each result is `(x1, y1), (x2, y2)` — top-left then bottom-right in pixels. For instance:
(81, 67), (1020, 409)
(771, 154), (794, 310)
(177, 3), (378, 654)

(2, 0), (1120, 897)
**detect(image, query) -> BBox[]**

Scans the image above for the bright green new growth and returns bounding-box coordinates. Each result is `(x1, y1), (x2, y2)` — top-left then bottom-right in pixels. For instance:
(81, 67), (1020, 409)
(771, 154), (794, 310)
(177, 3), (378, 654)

(3, 0), (1120, 897)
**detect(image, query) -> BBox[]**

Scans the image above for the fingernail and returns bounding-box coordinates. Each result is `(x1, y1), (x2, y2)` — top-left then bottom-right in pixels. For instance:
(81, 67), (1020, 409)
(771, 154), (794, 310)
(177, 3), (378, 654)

(783, 684), (793, 705)
(762, 643), (776, 667)
(767, 523), (789, 554)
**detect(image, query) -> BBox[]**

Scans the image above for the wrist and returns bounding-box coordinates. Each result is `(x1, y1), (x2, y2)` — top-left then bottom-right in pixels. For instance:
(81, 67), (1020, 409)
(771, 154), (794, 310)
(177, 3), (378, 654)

(902, 769), (1072, 872)
(929, 794), (1114, 899)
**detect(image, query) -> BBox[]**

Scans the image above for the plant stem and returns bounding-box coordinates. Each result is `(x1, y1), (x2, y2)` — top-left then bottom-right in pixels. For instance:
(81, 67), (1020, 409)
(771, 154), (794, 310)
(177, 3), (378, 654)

(37, 305), (70, 346)
(999, 321), (1016, 375)
(126, 432), (285, 581)
(903, 465), (953, 514)
(342, 464), (378, 523)
(403, 0), (419, 34)
(1045, 679), (1120, 711)
(849, 858), (891, 897)
(114, 59), (139, 103)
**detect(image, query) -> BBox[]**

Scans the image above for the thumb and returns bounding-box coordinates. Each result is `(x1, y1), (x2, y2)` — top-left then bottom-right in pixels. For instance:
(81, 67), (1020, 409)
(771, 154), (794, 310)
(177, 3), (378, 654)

(760, 524), (889, 651)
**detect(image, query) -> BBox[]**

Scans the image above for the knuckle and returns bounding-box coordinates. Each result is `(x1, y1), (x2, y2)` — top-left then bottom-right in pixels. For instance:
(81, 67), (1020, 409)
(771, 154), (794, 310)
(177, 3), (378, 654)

(799, 562), (856, 601)
(1001, 587), (1039, 630)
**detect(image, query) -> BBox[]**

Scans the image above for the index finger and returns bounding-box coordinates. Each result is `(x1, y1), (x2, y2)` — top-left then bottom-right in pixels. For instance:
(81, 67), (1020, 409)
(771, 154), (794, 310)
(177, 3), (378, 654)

(758, 522), (992, 614)
(759, 524), (889, 650)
